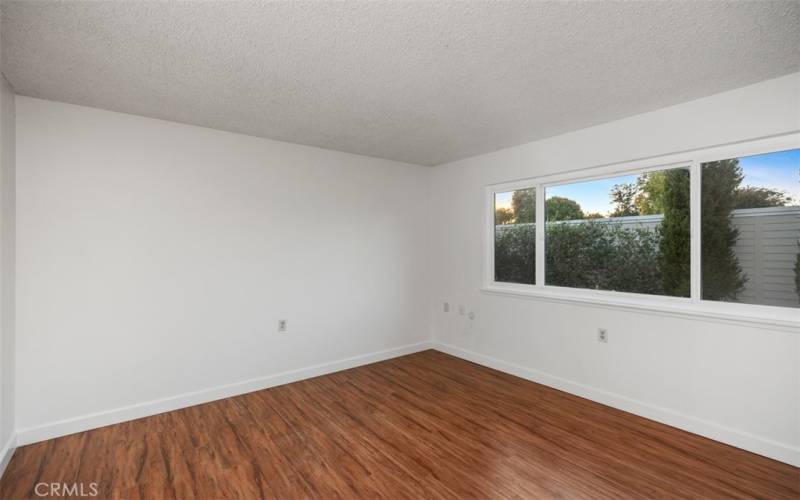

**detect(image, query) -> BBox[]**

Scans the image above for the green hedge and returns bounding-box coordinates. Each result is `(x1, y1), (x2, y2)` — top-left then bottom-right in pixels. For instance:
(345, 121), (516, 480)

(495, 221), (681, 296)
(494, 224), (536, 285)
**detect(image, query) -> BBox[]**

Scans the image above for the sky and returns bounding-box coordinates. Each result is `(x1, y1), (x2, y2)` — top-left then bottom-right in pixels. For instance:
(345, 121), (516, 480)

(738, 148), (799, 202)
(495, 149), (799, 216)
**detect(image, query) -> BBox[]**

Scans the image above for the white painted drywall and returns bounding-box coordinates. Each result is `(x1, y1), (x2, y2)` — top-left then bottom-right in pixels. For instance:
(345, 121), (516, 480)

(0, 73), (16, 469)
(10, 72), (800, 467)
(429, 73), (800, 465)
(14, 97), (431, 437)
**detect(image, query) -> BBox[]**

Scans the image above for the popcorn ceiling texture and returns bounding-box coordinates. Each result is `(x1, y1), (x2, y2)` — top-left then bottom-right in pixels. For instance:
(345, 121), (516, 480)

(1, 1), (798, 166)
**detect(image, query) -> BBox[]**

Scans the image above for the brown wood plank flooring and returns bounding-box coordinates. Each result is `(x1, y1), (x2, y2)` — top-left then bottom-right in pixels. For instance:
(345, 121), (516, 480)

(1, 350), (797, 499)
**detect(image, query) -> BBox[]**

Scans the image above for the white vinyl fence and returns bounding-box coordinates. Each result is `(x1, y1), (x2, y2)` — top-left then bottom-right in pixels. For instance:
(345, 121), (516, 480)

(497, 206), (800, 307)
(730, 207), (799, 308)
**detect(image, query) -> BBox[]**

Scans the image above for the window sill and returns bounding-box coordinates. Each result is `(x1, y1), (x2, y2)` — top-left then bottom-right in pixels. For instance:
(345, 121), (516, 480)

(481, 285), (800, 333)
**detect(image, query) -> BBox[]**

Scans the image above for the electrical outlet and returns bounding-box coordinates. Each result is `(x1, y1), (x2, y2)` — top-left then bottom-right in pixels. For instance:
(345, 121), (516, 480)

(458, 305), (465, 316)
(278, 319), (288, 332)
(443, 302), (449, 313)
(598, 328), (608, 343)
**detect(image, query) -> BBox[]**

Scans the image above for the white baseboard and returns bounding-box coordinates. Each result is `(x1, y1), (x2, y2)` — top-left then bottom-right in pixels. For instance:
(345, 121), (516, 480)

(12, 340), (798, 468)
(16, 341), (433, 446)
(0, 432), (16, 480)
(432, 342), (800, 467)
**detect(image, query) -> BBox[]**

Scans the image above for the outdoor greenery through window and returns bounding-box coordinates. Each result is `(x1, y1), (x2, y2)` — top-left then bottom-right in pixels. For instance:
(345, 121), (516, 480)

(544, 167), (690, 296)
(494, 188), (535, 284)
(490, 143), (800, 312)
(701, 149), (799, 308)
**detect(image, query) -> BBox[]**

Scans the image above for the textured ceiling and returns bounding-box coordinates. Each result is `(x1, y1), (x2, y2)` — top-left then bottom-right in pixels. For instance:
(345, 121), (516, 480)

(1, 1), (799, 166)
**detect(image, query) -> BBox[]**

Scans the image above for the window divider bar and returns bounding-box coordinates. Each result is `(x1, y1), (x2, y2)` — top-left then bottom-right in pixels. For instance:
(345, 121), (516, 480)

(485, 186), (497, 287)
(690, 161), (702, 302)
(535, 184), (545, 288)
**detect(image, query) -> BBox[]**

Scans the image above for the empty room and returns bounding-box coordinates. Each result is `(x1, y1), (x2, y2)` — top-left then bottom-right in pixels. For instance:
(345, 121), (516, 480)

(0, 1), (798, 498)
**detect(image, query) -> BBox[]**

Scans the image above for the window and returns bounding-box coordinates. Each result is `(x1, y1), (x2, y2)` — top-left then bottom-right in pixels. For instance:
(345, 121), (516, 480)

(494, 188), (536, 285)
(701, 149), (799, 308)
(545, 166), (690, 297)
(486, 134), (800, 319)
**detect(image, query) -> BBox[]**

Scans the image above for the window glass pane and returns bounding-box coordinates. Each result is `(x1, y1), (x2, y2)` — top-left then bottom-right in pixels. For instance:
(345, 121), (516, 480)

(701, 149), (799, 308)
(545, 167), (690, 296)
(494, 188), (535, 284)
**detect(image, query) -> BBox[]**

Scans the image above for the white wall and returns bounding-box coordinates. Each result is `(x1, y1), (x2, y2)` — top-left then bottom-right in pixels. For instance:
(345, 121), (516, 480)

(14, 97), (432, 442)
(9, 73), (800, 468)
(0, 74), (16, 473)
(429, 73), (800, 465)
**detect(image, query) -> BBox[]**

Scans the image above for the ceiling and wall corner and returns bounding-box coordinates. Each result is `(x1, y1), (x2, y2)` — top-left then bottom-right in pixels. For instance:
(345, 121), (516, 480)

(1, 1), (798, 166)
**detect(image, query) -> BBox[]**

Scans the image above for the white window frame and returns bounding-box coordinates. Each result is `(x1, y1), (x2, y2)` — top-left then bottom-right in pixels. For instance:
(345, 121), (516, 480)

(483, 132), (800, 332)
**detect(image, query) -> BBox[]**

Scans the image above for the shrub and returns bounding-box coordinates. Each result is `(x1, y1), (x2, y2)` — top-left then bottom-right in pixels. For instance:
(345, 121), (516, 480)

(495, 221), (664, 294)
(494, 224), (536, 285)
(545, 221), (663, 295)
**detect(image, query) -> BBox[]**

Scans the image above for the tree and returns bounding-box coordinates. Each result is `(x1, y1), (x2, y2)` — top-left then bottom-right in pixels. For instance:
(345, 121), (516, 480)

(511, 188), (536, 223)
(495, 207), (514, 225)
(584, 212), (605, 219)
(636, 171), (668, 215)
(733, 186), (791, 209)
(701, 159), (746, 300)
(658, 169), (691, 297)
(610, 182), (639, 217)
(546, 196), (583, 221)
(510, 190), (583, 222)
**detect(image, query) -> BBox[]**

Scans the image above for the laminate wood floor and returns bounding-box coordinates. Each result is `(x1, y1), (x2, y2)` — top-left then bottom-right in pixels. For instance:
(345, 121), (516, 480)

(1, 350), (797, 499)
